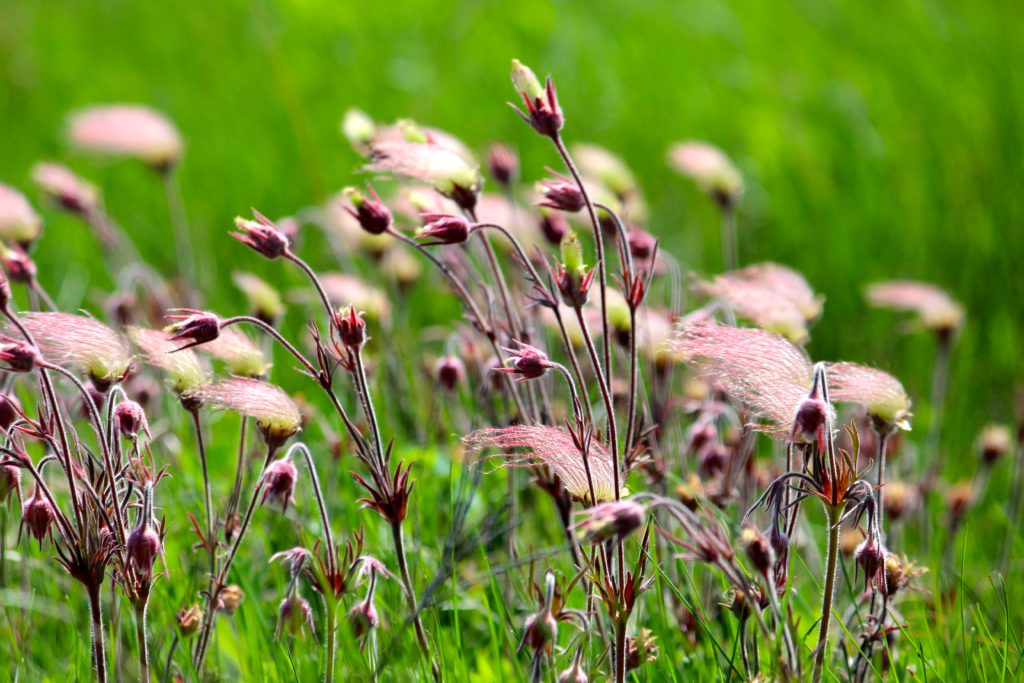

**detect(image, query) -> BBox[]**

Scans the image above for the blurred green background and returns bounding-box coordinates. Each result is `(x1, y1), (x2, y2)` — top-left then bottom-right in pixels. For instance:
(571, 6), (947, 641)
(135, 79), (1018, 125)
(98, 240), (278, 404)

(2, 0), (1022, 465)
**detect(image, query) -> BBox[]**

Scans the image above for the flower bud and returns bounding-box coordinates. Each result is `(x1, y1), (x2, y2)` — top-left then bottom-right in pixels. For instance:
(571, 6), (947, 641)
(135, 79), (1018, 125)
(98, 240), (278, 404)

(538, 209), (568, 245)
(977, 424), (1013, 465)
(416, 212), (472, 245)
(31, 162), (100, 217)
(220, 585), (245, 615)
(555, 231), (594, 307)
(538, 175), (585, 213)
(276, 594), (315, 640)
(572, 500), (646, 544)
(882, 480), (916, 521)
(487, 143), (518, 186)
(791, 396), (828, 444)
(0, 392), (21, 431)
(1, 245), (36, 284)
(696, 443), (728, 477)
(0, 184), (43, 245)
(0, 461), (21, 505)
(347, 597), (379, 639)
(510, 60), (564, 138)
(126, 523), (161, 581)
(177, 605), (203, 636)
(519, 608), (558, 656)
(627, 229), (657, 261)
(114, 400), (149, 439)
(496, 341), (553, 381)
(259, 456), (298, 513)
(165, 309), (221, 350)
(740, 527), (774, 576)
(854, 537), (888, 592)
(434, 355), (466, 392)
(332, 305), (367, 349)
(22, 487), (55, 545)
(343, 186), (393, 235)
(0, 336), (41, 373)
(231, 211), (290, 259)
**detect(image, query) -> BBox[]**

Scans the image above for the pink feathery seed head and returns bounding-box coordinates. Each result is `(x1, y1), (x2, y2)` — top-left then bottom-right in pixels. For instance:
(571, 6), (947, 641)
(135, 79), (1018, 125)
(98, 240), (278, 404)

(735, 262), (822, 322)
(113, 400), (150, 439)
(0, 183), (43, 245)
(364, 137), (482, 207)
(197, 377), (302, 447)
(496, 341), (554, 382)
(536, 172), (585, 213)
(487, 143), (518, 186)
(509, 59), (564, 138)
(695, 274), (811, 344)
(827, 362), (912, 430)
(22, 487), (55, 545)
(866, 280), (964, 336)
(673, 321), (825, 440)
(31, 162), (100, 216)
(0, 335), (41, 373)
(331, 305), (368, 349)
(68, 105), (183, 170)
(276, 594), (315, 640)
(259, 455), (298, 513)
(0, 460), (21, 505)
(465, 425), (620, 502)
(16, 312), (132, 388)
(164, 308), (222, 351)
(416, 212), (472, 246)
(231, 210), (291, 260)
(572, 499), (646, 544)
(127, 326), (205, 396)
(538, 209), (569, 245)
(343, 185), (393, 236)
(667, 141), (743, 207)
(199, 326), (268, 378)
(1, 244), (37, 283)
(434, 355), (466, 392)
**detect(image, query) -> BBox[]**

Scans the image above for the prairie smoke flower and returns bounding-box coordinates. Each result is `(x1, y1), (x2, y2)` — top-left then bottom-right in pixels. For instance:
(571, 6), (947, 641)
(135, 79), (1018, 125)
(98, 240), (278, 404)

(233, 272), (284, 323)
(0, 460), (21, 505)
(319, 274), (389, 322)
(22, 487), (55, 545)
(866, 280), (964, 336)
(113, 400), (150, 439)
(343, 185), (393, 235)
(496, 341), (555, 381)
(487, 143), (518, 186)
(554, 231), (595, 307)
(509, 59), (563, 138)
(572, 143), (638, 200)
(269, 546), (313, 578)
(416, 212), (472, 245)
(1, 245), (36, 283)
(627, 228), (657, 261)
(276, 593), (316, 640)
(17, 312), (131, 387)
(537, 172), (585, 213)
(321, 190), (393, 256)
(0, 184), (42, 244)
(126, 518), (161, 581)
(164, 309), (221, 351)
(826, 362), (912, 430)
(31, 162), (100, 216)
(853, 536), (889, 593)
(740, 527), (775, 576)
(466, 425), (619, 502)
(0, 392), (17, 431)
(177, 604), (203, 635)
(695, 270), (814, 344)
(977, 424), (1013, 464)
(341, 108), (376, 151)
(258, 455), (298, 512)
(572, 499), (646, 544)
(882, 554), (926, 597)
(667, 141), (743, 207)
(68, 105), (183, 169)
(538, 209), (569, 245)
(128, 327), (205, 395)
(199, 327), (268, 378)
(0, 335), (41, 373)
(365, 138), (482, 208)
(197, 377), (302, 447)
(331, 305), (367, 349)
(232, 211), (291, 259)
(220, 585), (245, 614)
(434, 356), (466, 391)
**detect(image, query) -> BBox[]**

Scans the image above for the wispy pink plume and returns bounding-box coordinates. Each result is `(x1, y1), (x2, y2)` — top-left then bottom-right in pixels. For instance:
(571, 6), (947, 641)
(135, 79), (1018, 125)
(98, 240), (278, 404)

(196, 377), (302, 440)
(18, 312), (131, 384)
(31, 162), (99, 214)
(0, 183), (42, 243)
(128, 326), (205, 394)
(865, 280), (963, 332)
(465, 425), (618, 502)
(673, 321), (818, 438)
(365, 139), (479, 193)
(726, 262), (823, 321)
(199, 327), (267, 378)
(827, 362), (912, 429)
(68, 105), (183, 168)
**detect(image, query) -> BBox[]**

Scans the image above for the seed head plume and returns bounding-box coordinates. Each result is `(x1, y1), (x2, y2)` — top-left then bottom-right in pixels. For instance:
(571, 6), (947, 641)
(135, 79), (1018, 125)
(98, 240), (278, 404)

(199, 327), (268, 378)
(128, 326), (205, 395)
(721, 262), (823, 322)
(0, 183), (43, 244)
(67, 104), (183, 169)
(365, 135), (482, 206)
(827, 362), (912, 430)
(465, 425), (619, 502)
(667, 141), (744, 207)
(866, 280), (964, 335)
(16, 312), (132, 387)
(31, 162), (100, 217)
(196, 377), (302, 447)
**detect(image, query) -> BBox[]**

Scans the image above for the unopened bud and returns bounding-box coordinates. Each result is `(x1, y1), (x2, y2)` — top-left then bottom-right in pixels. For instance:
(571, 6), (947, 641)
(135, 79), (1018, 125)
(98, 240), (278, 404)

(332, 305), (367, 349)
(259, 456), (298, 513)
(488, 143), (518, 186)
(177, 605), (203, 636)
(572, 500), (646, 544)
(434, 356), (466, 392)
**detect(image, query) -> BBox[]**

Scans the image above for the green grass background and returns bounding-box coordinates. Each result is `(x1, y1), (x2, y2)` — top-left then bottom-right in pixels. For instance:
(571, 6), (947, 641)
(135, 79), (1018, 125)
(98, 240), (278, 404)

(1, 0), (1023, 680)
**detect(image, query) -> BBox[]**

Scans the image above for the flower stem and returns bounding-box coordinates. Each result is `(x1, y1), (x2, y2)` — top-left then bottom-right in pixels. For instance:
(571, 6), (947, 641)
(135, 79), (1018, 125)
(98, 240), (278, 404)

(135, 603), (151, 682)
(88, 582), (109, 683)
(721, 203), (738, 271)
(324, 598), (338, 683)
(390, 520), (440, 681)
(812, 506), (842, 683)
(613, 617), (627, 683)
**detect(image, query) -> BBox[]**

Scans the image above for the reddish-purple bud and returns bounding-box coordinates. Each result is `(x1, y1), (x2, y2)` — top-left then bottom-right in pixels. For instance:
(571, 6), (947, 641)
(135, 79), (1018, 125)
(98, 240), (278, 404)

(348, 596), (379, 639)
(126, 524), (161, 581)
(572, 499), (646, 544)
(165, 309), (222, 351)
(496, 341), (554, 382)
(332, 305), (367, 349)
(0, 392), (21, 431)
(627, 229), (657, 261)
(538, 211), (569, 245)
(791, 397), (828, 444)
(537, 174), (585, 213)
(0, 335), (41, 373)
(0, 461), (20, 505)
(114, 400), (150, 439)
(0, 271), (10, 309)
(434, 356), (466, 392)
(697, 443), (728, 477)
(231, 210), (291, 259)
(510, 60), (564, 139)
(685, 421), (717, 455)
(740, 527), (775, 576)
(519, 609), (558, 656)
(344, 186), (393, 236)
(553, 262), (595, 308)
(854, 537), (888, 592)
(1, 246), (36, 284)
(276, 594), (315, 640)
(22, 487), (55, 545)
(487, 143), (518, 186)
(259, 456), (297, 513)
(416, 213), (472, 245)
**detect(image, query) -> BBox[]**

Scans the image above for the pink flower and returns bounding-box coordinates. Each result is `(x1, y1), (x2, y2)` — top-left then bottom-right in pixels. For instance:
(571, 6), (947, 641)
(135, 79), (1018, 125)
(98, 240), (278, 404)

(866, 280), (963, 334)
(22, 487), (55, 545)
(365, 138), (481, 203)
(165, 309), (222, 351)
(128, 327), (206, 395)
(0, 335), (41, 373)
(231, 211), (291, 259)
(0, 184), (42, 244)
(16, 312), (131, 387)
(196, 377), (302, 447)
(275, 594), (315, 640)
(572, 500), (646, 544)
(416, 213), (472, 245)
(113, 400), (150, 439)
(258, 456), (298, 513)
(826, 362), (912, 430)
(496, 341), (555, 381)
(68, 105), (183, 169)
(31, 162), (100, 216)
(536, 172), (585, 213)
(509, 59), (564, 138)
(667, 141), (743, 206)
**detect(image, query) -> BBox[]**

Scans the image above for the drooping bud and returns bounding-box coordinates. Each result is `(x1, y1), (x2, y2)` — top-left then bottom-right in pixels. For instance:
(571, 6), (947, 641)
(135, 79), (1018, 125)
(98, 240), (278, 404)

(332, 305), (367, 349)
(740, 527), (775, 576)
(0, 392), (22, 431)
(31, 162), (100, 217)
(164, 309), (221, 351)
(696, 443), (728, 477)
(487, 143), (518, 186)
(572, 500), (646, 545)
(275, 594), (315, 640)
(0, 461), (21, 505)
(114, 400), (150, 439)
(537, 173), (585, 213)
(348, 597), (379, 639)
(231, 211), (290, 259)
(0, 245), (36, 284)
(22, 487), (55, 545)
(0, 335), (41, 373)
(510, 59), (564, 138)
(538, 209), (568, 245)
(126, 482), (161, 581)
(434, 356), (466, 392)
(177, 605), (203, 636)
(496, 341), (554, 382)
(627, 228), (657, 261)
(259, 456), (298, 513)
(977, 424), (1013, 465)
(220, 585), (245, 615)
(558, 649), (589, 683)
(853, 536), (888, 592)
(416, 212), (472, 245)
(343, 186), (393, 236)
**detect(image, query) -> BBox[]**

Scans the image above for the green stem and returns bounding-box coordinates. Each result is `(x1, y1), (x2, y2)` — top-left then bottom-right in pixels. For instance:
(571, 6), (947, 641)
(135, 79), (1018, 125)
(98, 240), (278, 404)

(88, 582), (109, 683)
(390, 521), (439, 681)
(324, 598), (337, 683)
(136, 604), (151, 682)
(812, 506), (842, 683)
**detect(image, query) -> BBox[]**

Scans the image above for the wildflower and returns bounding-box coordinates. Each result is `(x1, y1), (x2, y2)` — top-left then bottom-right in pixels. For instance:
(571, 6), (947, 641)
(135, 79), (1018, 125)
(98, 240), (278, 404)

(537, 172), (585, 213)
(741, 527), (775, 576)
(331, 305), (367, 349)
(258, 455), (298, 512)
(197, 377), (302, 448)
(199, 327), (267, 378)
(177, 605), (203, 636)
(695, 273), (811, 344)
(31, 162), (100, 216)
(0, 335), (41, 373)
(977, 424), (1013, 465)
(348, 558), (389, 640)
(220, 585), (245, 615)
(320, 274), (390, 322)
(0, 184), (42, 244)
(434, 356), (466, 391)
(416, 212), (472, 245)
(667, 141), (743, 207)
(68, 105), (183, 169)
(164, 309), (221, 351)
(343, 185), (393, 235)
(0, 392), (22, 430)
(341, 108), (377, 151)
(866, 280), (964, 337)
(572, 499), (646, 544)
(16, 312), (131, 388)
(22, 487), (55, 545)
(0, 460), (21, 505)
(466, 425), (620, 502)
(487, 143), (518, 186)
(882, 554), (926, 597)
(269, 546), (312, 578)
(627, 229), (657, 261)
(231, 210), (291, 259)
(126, 518), (161, 581)
(128, 327), (206, 396)
(827, 362), (913, 431)
(553, 231), (595, 307)
(509, 59), (563, 138)
(496, 341), (555, 382)
(233, 271), (285, 324)
(275, 593), (316, 640)
(572, 143), (638, 200)
(0, 245), (36, 284)
(113, 400), (150, 439)
(365, 138), (482, 209)
(625, 628), (659, 671)
(538, 209), (569, 245)
(558, 649), (589, 683)
(853, 536), (889, 593)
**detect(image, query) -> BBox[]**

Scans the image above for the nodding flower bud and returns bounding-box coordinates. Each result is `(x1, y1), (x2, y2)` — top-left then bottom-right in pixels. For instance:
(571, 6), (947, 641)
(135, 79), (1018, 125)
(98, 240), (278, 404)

(220, 585), (245, 615)
(510, 59), (564, 138)
(0, 335), (41, 373)
(231, 210), (291, 259)
(519, 608), (558, 657)
(854, 537), (889, 592)
(165, 309), (221, 351)
(769, 525), (789, 562)
(434, 355), (466, 392)
(537, 173), (585, 213)
(627, 228), (657, 261)
(696, 443), (728, 477)
(126, 523), (161, 581)
(177, 605), (203, 636)
(572, 500), (646, 545)
(488, 143), (518, 186)
(416, 212), (472, 245)
(538, 209), (568, 245)
(685, 420), (717, 455)
(276, 593), (315, 640)
(496, 341), (554, 382)
(740, 527), (775, 576)
(978, 424), (1013, 465)
(0, 461), (21, 505)
(332, 305), (367, 349)
(559, 650), (589, 683)
(258, 456), (298, 513)
(343, 186), (393, 236)
(114, 400), (149, 439)
(22, 487), (55, 545)
(348, 597), (379, 639)
(1, 245), (36, 284)
(0, 392), (22, 430)
(791, 396), (828, 444)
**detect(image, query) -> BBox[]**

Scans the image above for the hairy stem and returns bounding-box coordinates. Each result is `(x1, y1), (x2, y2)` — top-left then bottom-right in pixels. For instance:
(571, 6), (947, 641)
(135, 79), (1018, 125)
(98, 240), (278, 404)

(812, 506), (842, 683)
(390, 521), (439, 680)
(88, 582), (109, 683)
(136, 603), (151, 682)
